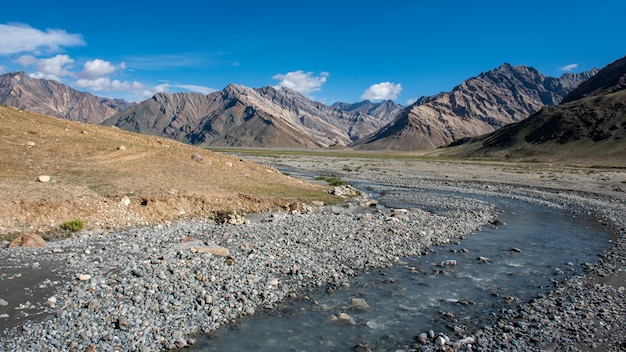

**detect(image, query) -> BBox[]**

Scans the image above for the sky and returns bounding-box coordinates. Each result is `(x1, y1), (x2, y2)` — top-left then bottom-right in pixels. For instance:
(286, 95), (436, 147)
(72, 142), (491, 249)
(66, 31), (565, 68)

(1, 1), (625, 105)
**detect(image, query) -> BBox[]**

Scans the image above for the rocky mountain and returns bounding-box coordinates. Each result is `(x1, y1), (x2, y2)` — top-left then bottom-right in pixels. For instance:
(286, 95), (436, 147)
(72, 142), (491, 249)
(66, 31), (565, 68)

(0, 71), (134, 123)
(442, 56), (626, 165)
(103, 84), (399, 148)
(352, 64), (598, 150)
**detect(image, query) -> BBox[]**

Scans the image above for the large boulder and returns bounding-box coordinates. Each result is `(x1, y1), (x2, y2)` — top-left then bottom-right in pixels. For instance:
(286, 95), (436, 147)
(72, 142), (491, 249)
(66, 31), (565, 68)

(8, 234), (46, 248)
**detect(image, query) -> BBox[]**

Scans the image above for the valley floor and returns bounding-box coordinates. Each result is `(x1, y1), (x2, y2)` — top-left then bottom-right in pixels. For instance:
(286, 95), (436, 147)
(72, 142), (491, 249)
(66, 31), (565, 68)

(1, 154), (625, 351)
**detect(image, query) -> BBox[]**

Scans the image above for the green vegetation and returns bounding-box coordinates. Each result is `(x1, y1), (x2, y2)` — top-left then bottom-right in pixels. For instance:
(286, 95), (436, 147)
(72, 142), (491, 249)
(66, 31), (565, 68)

(60, 219), (84, 232)
(326, 177), (348, 186)
(314, 175), (348, 186)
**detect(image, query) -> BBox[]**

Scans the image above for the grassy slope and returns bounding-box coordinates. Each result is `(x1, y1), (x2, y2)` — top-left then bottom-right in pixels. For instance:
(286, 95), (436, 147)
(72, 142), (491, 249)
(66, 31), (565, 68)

(0, 106), (336, 237)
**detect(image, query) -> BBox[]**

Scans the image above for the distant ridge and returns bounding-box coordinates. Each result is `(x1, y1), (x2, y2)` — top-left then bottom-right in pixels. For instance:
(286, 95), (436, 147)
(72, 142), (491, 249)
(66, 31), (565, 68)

(0, 71), (134, 123)
(352, 64), (597, 150)
(103, 84), (402, 148)
(441, 55), (626, 165)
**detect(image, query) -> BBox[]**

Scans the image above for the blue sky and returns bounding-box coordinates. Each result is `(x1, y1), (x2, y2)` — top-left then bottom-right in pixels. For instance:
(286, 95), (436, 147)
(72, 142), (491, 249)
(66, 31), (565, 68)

(1, 1), (625, 105)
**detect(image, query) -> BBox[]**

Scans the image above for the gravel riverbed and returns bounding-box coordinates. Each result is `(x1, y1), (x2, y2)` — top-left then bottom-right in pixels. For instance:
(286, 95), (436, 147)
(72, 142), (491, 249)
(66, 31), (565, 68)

(0, 188), (495, 351)
(1, 157), (625, 352)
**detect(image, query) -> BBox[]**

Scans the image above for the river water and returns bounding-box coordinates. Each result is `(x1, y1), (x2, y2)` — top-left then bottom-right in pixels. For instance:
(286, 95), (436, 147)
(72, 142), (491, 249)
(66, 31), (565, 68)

(187, 187), (613, 351)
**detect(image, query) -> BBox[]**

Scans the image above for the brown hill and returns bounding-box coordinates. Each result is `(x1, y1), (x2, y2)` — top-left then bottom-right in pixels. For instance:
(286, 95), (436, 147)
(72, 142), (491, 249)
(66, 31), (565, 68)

(103, 84), (401, 148)
(0, 106), (336, 238)
(352, 64), (597, 150)
(439, 56), (626, 166)
(0, 71), (134, 123)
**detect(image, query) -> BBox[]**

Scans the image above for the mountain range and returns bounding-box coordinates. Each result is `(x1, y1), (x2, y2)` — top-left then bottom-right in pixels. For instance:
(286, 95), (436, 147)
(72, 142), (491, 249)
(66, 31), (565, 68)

(352, 64), (598, 150)
(102, 84), (402, 148)
(0, 63), (600, 150)
(0, 71), (134, 123)
(443, 55), (626, 165)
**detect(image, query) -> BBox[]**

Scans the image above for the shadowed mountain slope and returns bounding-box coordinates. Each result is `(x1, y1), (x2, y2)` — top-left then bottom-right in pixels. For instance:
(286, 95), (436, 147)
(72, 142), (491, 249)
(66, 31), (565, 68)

(440, 55), (626, 165)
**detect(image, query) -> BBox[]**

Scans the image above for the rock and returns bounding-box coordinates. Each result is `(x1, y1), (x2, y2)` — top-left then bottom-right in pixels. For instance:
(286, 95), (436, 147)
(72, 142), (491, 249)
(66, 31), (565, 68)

(115, 316), (129, 329)
(354, 343), (372, 352)
(330, 313), (355, 325)
(37, 175), (50, 183)
(199, 244), (230, 257)
(457, 336), (476, 344)
(0, 299), (8, 306)
(87, 300), (99, 312)
(119, 196), (131, 207)
(417, 332), (428, 344)
(117, 145), (126, 150)
(191, 154), (204, 162)
(8, 234), (46, 248)
(47, 297), (56, 308)
(76, 274), (92, 281)
(428, 330), (436, 338)
(477, 256), (491, 263)
(360, 200), (378, 208)
(311, 200), (325, 207)
(183, 240), (230, 257)
(245, 307), (255, 315)
(328, 185), (360, 198)
(439, 259), (457, 267)
(508, 247), (523, 253)
(350, 298), (369, 310)
(435, 336), (446, 346)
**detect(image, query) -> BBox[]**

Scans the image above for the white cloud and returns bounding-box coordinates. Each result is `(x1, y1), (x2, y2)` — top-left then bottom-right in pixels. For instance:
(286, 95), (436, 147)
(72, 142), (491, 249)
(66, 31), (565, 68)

(559, 63), (578, 72)
(78, 59), (125, 79)
(175, 84), (217, 95)
(74, 77), (145, 92)
(0, 23), (84, 55)
(16, 54), (74, 80)
(142, 82), (217, 97)
(272, 70), (329, 95)
(361, 82), (402, 101)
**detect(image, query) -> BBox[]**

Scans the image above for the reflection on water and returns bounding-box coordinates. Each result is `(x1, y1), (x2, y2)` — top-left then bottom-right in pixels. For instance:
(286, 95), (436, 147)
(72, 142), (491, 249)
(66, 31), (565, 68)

(188, 192), (612, 352)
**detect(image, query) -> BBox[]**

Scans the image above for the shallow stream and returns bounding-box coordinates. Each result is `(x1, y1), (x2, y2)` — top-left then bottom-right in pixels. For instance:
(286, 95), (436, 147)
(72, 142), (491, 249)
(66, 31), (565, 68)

(187, 187), (613, 351)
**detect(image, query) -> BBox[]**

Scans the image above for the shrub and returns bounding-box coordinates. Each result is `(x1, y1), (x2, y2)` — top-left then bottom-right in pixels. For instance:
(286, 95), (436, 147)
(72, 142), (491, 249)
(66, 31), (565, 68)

(326, 177), (348, 186)
(60, 219), (84, 232)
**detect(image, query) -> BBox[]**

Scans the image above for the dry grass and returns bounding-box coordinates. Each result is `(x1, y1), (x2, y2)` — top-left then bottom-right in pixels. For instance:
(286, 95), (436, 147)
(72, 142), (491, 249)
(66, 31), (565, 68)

(0, 106), (337, 238)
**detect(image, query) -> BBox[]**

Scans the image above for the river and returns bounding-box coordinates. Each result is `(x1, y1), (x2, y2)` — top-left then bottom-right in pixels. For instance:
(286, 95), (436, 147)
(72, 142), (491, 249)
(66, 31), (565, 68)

(187, 185), (612, 351)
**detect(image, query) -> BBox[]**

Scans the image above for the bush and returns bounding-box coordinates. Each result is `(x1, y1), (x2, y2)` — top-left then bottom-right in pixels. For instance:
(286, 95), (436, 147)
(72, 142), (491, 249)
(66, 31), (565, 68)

(60, 219), (84, 232)
(314, 176), (327, 181)
(326, 177), (348, 186)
